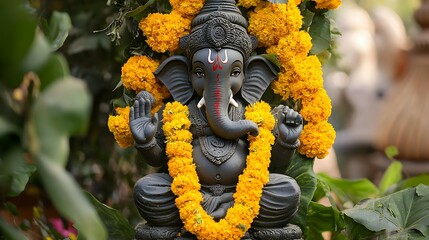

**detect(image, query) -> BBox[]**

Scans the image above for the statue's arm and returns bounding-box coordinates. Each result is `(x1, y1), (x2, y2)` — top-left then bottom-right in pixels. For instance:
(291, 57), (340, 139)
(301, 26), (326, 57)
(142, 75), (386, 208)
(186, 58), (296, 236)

(130, 92), (167, 167)
(270, 105), (303, 172)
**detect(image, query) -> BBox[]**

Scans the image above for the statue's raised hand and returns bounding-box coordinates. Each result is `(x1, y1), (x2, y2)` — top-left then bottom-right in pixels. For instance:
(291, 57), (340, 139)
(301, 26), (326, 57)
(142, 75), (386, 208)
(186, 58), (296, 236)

(274, 105), (303, 147)
(130, 91), (158, 144)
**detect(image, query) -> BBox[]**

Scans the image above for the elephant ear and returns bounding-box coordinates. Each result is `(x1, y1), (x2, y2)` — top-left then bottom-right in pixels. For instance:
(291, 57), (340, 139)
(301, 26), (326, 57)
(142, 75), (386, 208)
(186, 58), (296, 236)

(241, 56), (278, 104)
(154, 55), (192, 104)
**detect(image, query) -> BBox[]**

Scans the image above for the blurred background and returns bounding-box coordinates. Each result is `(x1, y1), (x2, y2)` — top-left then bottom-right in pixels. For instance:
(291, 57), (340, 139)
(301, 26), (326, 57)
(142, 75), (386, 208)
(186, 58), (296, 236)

(1, 0), (427, 239)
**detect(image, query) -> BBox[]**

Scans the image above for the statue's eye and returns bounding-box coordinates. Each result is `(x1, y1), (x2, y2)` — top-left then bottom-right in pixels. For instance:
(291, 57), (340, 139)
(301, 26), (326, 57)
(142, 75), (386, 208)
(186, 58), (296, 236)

(195, 68), (205, 78)
(231, 67), (241, 77)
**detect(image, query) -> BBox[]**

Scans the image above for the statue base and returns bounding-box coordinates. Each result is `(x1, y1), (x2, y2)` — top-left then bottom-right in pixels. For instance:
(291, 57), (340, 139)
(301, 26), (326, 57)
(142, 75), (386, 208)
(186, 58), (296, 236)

(135, 223), (302, 240)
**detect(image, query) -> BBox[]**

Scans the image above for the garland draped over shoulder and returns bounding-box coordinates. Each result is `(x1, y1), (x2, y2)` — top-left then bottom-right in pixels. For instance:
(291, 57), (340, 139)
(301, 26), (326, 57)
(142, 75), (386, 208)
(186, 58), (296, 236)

(163, 101), (275, 239)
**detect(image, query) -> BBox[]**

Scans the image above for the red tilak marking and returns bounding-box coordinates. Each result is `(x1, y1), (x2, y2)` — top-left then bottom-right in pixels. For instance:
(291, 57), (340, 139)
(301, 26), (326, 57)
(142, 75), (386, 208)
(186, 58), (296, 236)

(212, 53), (223, 71)
(214, 74), (221, 122)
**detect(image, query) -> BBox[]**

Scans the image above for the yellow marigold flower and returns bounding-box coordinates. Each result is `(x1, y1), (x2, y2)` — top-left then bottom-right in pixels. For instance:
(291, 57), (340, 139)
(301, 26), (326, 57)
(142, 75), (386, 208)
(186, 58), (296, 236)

(237, 0), (262, 8)
(139, 12), (191, 53)
(107, 106), (134, 148)
(299, 121), (336, 158)
(245, 101), (275, 130)
(272, 71), (293, 100)
(121, 55), (170, 104)
(313, 0), (341, 10)
(300, 89), (332, 122)
(166, 141), (193, 158)
(170, 0), (204, 17)
(266, 30), (312, 66)
(289, 55), (323, 100)
(248, 2), (302, 47)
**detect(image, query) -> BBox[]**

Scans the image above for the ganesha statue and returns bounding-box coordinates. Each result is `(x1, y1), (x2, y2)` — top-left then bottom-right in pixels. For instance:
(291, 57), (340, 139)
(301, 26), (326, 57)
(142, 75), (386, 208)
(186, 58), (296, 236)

(130, 0), (303, 239)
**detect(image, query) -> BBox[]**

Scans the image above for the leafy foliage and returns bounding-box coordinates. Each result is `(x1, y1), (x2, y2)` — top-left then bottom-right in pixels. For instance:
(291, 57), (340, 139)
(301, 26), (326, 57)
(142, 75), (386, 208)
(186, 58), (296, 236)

(286, 154), (317, 230)
(82, 192), (134, 240)
(344, 185), (429, 239)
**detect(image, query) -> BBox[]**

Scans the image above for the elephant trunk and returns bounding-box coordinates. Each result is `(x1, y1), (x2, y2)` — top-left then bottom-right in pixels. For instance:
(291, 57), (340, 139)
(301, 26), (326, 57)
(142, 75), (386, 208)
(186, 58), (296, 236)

(203, 74), (258, 140)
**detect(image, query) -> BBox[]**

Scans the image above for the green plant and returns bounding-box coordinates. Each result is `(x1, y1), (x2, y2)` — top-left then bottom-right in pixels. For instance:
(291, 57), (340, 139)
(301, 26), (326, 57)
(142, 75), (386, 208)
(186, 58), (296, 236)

(303, 146), (429, 239)
(0, 2), (109, 239)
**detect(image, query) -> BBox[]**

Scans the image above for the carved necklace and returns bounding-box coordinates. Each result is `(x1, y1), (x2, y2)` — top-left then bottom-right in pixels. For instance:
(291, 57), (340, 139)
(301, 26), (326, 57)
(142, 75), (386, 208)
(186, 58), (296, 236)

(162, 101), (275, 240)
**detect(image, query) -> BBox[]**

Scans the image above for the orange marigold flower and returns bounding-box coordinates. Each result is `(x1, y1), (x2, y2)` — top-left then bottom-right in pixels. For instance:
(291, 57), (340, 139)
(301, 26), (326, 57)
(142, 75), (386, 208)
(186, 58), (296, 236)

(313, 0), (341, 10)
(266, 30), (312, 66)
(139, 12), (191, 53)
(300, 89), (332, 123)
(299, 121), (336, 158)
(170, 0), (205, 17)
(248, 2), (302, 47)
(237, 0), (262, 8)
(107, 107), (134, 148)
(289, 55), (324, 100)
(121, 55), (170, 104)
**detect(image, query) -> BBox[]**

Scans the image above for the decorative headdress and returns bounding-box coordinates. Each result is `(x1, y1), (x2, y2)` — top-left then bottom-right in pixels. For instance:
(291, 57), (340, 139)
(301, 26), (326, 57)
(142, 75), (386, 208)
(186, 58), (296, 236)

(179, 0), (257, 60)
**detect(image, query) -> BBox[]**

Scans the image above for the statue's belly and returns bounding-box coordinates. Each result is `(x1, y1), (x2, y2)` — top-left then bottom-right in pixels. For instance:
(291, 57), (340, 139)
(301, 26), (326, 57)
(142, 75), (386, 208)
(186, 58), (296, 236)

(192, 139), (248, 185)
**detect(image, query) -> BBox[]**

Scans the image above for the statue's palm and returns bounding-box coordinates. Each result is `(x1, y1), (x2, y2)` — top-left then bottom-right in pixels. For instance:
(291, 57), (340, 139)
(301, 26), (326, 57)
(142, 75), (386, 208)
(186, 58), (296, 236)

(130, 98), (158, 144)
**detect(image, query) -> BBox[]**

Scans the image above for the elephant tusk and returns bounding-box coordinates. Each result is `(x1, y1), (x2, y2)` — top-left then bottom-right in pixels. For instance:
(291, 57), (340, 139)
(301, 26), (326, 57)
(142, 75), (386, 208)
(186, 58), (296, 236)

(197, 97), (206, 108)
(229, 94), (238, 108)
(221, 49), (228, 63)
(208, 49), (215, 64)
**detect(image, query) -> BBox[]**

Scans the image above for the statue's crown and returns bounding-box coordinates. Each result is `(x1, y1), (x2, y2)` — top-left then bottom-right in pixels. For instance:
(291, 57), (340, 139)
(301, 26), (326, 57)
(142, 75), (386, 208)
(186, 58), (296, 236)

(180, 0), (257, 59)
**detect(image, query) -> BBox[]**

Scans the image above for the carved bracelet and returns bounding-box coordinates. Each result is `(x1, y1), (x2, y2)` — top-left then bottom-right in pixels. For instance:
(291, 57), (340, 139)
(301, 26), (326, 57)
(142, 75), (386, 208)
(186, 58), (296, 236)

(134, 138), (157, 150)
(277, 138), (300, 150)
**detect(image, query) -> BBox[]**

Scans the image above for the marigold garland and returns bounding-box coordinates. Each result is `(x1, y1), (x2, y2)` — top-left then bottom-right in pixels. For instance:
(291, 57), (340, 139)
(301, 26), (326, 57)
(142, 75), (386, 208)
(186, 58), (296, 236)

(248, 1), (302, 47)
(163, 101), (275, 240)
(248, 1), (338, 158)
(107, 106), (134, 148)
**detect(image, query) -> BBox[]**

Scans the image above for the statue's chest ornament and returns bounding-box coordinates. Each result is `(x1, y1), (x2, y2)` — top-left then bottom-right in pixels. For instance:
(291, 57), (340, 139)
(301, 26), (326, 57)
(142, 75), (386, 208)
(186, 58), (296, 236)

(189, 100), (238, 165)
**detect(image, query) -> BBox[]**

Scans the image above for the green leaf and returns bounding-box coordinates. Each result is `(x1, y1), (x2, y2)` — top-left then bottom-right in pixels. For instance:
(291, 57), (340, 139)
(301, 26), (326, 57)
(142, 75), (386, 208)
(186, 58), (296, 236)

(301, 9), (315, 31)
(0, 146), (36, 197)
(385, 145), (399, 160)
(309, 14), (331, 55)
(45, 11), (72, 51)
(343, 215), (376, 240)
(29, 77), (107, 240)
(112, 80), (123, 92)
(20, 31), (51, 72)
(317, 173), (379, 205)
(399, 174), (429, 190)
(306, 202), (344, 238)
(343, 185), (429, 238)
(379, 161), (402, 196)
(31, 77), (91, 166)
(125, 0), (156, 20)
(3, 202), (19, 217)
(37, 53), (70, 90)
(84, 192), (135, 240)
(0, 1), (36, 87)
(0, 218), (29, 240)
(36, 156), (107, 240)
(286, 154), (317, 230)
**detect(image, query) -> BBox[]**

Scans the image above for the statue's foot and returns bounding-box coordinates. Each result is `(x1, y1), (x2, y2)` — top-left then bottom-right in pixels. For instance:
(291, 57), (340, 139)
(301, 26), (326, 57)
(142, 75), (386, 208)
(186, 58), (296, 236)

(250, 224), (303, 240)
(135, 223), (181, 240)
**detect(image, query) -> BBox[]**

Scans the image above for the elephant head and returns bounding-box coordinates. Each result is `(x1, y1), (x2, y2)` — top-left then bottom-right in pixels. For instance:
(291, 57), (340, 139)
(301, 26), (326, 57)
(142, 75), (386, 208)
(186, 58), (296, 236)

(154, 48), (277, 140)
(154, 0), (278, 139)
